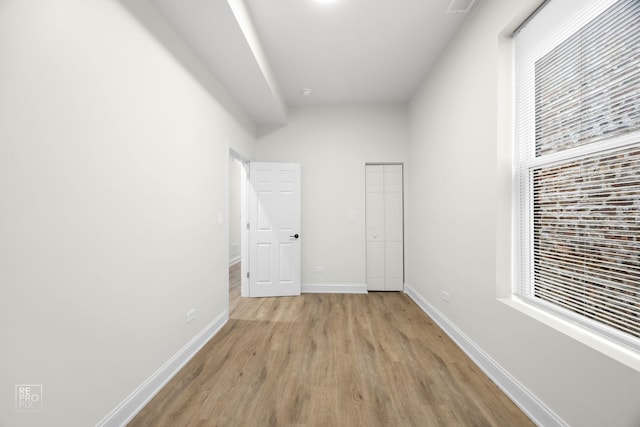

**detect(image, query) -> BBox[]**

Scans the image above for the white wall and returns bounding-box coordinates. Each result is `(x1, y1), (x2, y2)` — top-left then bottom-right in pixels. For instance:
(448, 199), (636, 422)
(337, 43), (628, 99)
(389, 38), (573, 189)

(0, 1), (254, 426)
(255, 105), (408, 287)
(407, 0), (640, 426)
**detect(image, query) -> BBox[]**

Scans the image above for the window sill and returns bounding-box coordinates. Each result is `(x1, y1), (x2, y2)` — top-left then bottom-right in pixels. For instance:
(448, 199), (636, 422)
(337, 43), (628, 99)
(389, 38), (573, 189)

(498, 296), (640, 373)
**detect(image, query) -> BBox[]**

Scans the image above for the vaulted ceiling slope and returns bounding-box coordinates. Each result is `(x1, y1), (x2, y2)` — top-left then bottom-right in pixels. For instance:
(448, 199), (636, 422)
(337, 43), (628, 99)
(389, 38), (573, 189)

(151, 0), (474, 126)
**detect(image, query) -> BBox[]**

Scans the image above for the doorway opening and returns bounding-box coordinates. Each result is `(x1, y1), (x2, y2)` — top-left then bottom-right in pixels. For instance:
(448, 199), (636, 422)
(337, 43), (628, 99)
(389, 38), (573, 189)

(229, 149), (249, 313)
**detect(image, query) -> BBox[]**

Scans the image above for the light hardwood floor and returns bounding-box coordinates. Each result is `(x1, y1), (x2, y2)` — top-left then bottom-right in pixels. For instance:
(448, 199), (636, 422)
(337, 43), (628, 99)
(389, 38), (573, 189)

(129, 266), (534, 426)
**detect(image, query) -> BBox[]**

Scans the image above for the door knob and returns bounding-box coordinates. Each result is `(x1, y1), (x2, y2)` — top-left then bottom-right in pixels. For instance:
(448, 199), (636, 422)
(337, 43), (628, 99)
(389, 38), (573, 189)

(290, 234), (299, 239)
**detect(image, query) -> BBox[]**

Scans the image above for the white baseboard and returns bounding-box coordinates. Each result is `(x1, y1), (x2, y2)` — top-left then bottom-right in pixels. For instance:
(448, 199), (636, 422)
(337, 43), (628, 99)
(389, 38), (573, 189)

(228, 256), (240, 267)
(404, 284), (567, 427)
(96, 310), (229, 427)
(301, 283), (368, 294)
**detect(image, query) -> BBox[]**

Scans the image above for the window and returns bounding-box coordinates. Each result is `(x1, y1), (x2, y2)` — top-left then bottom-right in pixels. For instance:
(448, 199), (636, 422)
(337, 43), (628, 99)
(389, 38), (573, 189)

(514, 0), (640, 349)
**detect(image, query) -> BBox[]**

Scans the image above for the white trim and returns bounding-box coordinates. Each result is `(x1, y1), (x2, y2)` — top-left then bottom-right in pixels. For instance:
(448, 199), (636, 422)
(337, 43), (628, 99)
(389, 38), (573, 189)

(501, 296), (640, 372)
(404, 284), (567, 427)
(239, 159), (249, 297)
(96, 311), (229, 427)
(225, 142), (231, 313)
(526, 131), (640, 169)
(228, 255), (241, 267)
(301, 283), (368, 294)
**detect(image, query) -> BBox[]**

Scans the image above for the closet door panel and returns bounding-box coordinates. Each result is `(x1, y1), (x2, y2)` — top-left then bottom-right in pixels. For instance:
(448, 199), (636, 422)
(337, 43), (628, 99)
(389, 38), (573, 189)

(366, 241), (385, 291)
(385, 241), (404, 291)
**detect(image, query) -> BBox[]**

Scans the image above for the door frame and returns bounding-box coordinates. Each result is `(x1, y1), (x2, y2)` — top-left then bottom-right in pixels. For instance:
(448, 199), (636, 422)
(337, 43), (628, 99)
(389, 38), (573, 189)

(229, 148), (250, 298)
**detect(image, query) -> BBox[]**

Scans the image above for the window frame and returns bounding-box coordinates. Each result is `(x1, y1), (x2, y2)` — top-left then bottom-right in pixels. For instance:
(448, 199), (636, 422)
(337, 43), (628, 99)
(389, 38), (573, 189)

(513, 0), (640, 353)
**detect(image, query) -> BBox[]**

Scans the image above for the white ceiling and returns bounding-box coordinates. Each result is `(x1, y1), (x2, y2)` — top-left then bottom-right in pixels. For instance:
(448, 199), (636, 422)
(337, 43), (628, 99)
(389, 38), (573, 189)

(151, 0), (475, 125)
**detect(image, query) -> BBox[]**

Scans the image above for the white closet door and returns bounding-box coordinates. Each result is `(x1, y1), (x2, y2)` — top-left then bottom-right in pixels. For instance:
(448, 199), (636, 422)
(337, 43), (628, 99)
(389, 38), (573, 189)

(383, 165), (404, 291)
(366, 165), (385, 290)
(366, 164), (404, 291)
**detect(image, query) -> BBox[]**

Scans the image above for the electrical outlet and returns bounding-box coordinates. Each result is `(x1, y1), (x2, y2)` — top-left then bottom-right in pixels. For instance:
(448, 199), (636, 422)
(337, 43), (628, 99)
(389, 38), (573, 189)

(314, 266), (324, 273)
(441, 291), (450, 303)
(186, 309), (197, 324)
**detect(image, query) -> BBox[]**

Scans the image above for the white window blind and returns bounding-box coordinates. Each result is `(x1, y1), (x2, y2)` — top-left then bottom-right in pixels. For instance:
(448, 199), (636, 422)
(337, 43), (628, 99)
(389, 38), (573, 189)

(514, 0), (640, 348)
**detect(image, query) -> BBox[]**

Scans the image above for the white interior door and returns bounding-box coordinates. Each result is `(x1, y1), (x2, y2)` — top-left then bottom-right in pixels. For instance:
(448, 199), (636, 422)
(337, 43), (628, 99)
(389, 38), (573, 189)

(366, 164), (404, 291)
(249, 162), (301, 297)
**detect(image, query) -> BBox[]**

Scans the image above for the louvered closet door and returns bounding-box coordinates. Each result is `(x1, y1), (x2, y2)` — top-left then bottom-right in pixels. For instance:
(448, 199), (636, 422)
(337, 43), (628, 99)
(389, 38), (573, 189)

(366, 164), (404, 291)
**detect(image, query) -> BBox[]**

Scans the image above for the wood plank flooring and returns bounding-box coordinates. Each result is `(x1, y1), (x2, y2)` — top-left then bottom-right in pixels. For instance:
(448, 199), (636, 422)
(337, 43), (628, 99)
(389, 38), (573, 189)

(129, 266), (534, 426)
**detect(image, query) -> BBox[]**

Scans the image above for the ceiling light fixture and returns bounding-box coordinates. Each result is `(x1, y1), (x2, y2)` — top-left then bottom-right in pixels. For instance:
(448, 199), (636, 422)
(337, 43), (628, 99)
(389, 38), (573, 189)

(300, 88), (312, 96)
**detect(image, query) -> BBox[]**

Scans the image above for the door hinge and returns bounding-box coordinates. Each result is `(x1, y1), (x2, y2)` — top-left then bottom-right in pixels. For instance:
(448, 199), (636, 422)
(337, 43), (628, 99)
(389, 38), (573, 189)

(246, 272), (250, 278)
(246, 222), (250, 229)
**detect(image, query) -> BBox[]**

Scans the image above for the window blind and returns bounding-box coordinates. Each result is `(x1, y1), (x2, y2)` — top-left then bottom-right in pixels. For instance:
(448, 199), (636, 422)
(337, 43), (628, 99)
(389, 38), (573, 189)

(515, 0), (640, 347)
